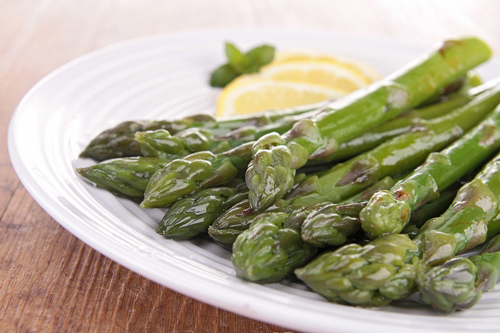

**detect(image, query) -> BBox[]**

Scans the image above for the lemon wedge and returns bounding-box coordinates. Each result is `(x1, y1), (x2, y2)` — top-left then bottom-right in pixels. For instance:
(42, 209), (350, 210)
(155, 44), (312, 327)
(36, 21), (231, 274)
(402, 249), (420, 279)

(259, 61), (369, 92)
(217, 76), (344, 117)
(272, 50), (382, 82)
(215, 50), (380, 117)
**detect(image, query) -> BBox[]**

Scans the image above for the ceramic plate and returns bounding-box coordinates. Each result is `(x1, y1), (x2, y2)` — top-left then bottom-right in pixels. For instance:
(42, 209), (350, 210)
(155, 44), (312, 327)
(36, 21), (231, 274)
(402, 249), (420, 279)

(8, 28), (500, 332)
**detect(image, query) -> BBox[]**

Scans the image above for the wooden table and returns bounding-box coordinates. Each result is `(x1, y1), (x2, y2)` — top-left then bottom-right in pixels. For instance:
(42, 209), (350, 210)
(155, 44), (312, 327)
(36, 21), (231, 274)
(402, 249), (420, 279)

(2, 1), (500, 331)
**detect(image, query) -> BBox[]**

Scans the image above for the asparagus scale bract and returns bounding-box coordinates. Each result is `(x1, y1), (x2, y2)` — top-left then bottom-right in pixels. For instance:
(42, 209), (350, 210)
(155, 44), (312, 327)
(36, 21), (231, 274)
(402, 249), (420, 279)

(246, 37), (492, 212)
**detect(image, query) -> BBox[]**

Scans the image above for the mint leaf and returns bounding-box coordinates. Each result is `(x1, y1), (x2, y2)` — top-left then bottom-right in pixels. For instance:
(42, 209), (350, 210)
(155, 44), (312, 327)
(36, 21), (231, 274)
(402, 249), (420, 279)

(240, 63), (260, 74)
(246, 45), (275, 66)
(225, 42), (248, 72)
(210, 64), (240, 87)
(210, 42), (276, 87)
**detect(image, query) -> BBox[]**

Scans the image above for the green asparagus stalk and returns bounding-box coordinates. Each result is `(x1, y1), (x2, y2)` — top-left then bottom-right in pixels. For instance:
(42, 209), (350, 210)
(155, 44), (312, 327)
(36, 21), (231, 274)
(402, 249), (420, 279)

(360, 102), (500, 239)
(156, 188), (247, 239)
(296, 149), (500, 306)
(141, 143), (253, 208)
(246, 37), (492, 212)
(76, 157), (171, 199)
(154, 75), (484, 162)
(417, 257), (480, 313)
(80, 118), (213, 161)
(417, 234), (500, 313)
(208, 199), (257, 249)
(80, 104), (319, 161)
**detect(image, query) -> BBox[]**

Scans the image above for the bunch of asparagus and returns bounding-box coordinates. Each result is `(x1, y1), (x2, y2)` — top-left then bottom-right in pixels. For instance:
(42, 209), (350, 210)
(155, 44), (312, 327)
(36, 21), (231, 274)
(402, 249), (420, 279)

(76, 36), (500, 313)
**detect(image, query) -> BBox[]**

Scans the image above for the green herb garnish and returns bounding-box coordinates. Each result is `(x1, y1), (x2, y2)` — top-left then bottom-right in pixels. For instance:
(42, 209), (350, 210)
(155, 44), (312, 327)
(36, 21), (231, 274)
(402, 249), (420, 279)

(210, 42), (275, 87)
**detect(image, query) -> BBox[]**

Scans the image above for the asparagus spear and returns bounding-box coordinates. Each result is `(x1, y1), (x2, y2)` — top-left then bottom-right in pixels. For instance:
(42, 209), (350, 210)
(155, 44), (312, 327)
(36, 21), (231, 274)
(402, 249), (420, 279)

(141, 143), (253, 208)
(231, 177), (397, 283)
(417, 234), (500, 313)
(360, 102), (500, 239)
(80, 118), (213, 161)
(246, 37), (492, 212)
(156, 187), (247, 239)
(296, 234), (420, 306)
(80, 105), (320, 161)
(76, 157), (171, 199)
(296, 149), (500, 306)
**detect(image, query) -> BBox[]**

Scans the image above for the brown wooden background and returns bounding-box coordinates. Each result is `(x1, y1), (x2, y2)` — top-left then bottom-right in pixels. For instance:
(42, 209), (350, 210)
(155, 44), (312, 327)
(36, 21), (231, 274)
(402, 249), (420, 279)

(2, 1), (500, 331)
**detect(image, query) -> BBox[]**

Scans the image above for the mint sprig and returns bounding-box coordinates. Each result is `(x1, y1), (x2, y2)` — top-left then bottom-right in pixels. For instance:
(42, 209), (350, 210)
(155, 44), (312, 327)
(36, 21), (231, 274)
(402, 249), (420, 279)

(210, 42), (275, 88)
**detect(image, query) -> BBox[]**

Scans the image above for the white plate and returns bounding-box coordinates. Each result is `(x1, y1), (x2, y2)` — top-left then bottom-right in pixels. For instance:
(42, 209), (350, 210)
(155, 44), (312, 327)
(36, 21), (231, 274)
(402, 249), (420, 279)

(8, 28), (500, 332)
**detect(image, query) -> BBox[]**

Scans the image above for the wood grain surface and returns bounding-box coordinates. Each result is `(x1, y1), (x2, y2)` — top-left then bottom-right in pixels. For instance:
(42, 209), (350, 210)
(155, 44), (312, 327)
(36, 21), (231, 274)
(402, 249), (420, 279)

(2, 1), (500, 331)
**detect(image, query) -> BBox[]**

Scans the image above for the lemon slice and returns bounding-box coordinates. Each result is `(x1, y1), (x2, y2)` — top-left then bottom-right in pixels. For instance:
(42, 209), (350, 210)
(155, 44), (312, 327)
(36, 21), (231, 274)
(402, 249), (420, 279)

(259, 61), (368, 92)
(273, 50), (382, 83)
(216, 76), (344, 117)
(215, 50), (381, 117)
